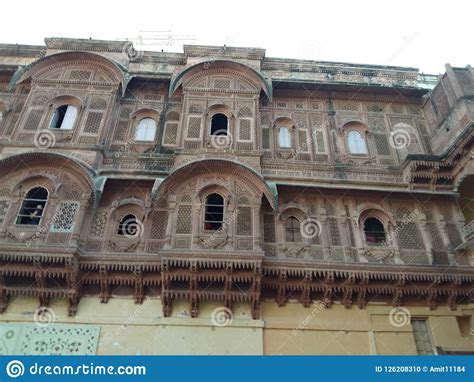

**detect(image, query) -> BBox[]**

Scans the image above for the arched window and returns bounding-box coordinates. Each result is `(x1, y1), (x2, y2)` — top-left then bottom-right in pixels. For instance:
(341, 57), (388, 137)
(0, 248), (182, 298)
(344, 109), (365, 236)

(210, 113), (228, 136)
(134, 118), (157, 141)
(16, 187), (48, 225)
(117, 214), (139, 237)
(347, 130), (367, 154)
(278, 127), (292, 148)
(364, 217), (386, 245)
(49, 105), (78, 130)
(285, 217), (301, 242)
(204, 193), (224, 231)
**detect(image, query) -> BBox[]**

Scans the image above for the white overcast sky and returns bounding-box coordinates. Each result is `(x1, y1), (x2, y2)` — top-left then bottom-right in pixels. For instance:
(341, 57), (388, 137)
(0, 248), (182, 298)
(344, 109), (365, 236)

(1, 0), (471, 74)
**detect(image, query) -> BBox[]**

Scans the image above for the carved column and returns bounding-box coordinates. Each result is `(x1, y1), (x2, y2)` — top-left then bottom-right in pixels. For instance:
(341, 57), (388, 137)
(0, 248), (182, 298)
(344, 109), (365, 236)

(339, 212), (352, 259)
(418, 213), (434, 264)
(70, 199), (89, 246)
(226, 202), (236, 250)
(252, 204), (262, 252)
(319, 208), (330, 260)
(352, 215), (368, 262)
(191, 200), (201, 249)
(163, 195), (176, 249)
(438, 215), (455, 264)
(388, 222), (404, 265)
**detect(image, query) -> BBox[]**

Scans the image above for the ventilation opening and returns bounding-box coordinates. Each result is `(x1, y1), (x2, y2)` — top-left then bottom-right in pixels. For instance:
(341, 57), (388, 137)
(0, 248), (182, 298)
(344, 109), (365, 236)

(134, 118), (157, 141)
(278, 127), (291, 148)
(49, 105), (77, 130)
(210, 113), (228, 136)
(285, 217), (301, 242)
(347, 130), (367, 154)
(204, 193), (224, 231)
(118, 214), (139, 237)
(16, 187), (48, 225)
(364, 217), (386, 245)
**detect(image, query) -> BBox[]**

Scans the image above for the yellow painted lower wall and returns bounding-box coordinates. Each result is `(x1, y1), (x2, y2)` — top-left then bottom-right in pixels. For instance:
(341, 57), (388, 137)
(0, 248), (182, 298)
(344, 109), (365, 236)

(0, 296), (472, 355)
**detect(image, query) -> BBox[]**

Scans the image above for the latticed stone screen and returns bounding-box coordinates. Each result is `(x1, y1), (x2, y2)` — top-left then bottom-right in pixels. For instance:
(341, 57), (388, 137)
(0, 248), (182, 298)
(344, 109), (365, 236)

(24, 109), (44, 130)
(239, 119), (252, 140)
(213, 78), (231, 89)
(328, 217), (341, 246)
(260, 114), (271, 126)
(89, 97), (107, 109)
(90, 210), (108, 237)
(32, 94), (49, 106)
(262, 128), (270, 149)
(150, 210), (168, 239)
(315, 130), (325, 152)
(0, 200), (9, 224)
(163, 122), (178, 145)
(176, 205), (192, 234)
(114, 120), (129, 141)
(83, 111), (103, 133)
(367, 103), (384, 113)
(119, 107), (132, 119)
(263, 214), (275, 243)
(187, 116), (201, 138)
(69, 70), (92, 81)
(238, 106), (252, 117)
(52, 202), (79, 232)
(298, 130), (308, 152)
(337, 101), (360, 112)
(236, 207), (252, 236)
(374, 134), (391, 156)
(398, 222), (424, 249)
